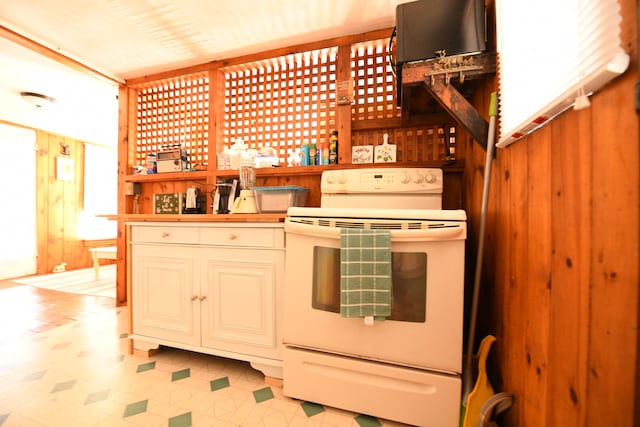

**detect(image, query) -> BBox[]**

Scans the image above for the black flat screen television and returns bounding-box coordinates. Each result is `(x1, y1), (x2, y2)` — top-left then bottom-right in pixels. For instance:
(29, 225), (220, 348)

(395, 0), (486, 105)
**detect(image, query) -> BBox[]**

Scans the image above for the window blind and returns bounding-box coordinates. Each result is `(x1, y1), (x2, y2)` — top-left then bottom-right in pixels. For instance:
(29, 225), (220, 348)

(496, 0), (629, 148)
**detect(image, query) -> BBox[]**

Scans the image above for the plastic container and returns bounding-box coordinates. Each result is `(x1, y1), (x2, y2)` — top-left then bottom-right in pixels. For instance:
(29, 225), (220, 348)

(253, 186), (309, 213)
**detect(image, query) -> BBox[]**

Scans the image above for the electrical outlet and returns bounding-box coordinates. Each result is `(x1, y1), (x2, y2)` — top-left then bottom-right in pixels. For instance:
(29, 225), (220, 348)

(124, 182), (134, 195)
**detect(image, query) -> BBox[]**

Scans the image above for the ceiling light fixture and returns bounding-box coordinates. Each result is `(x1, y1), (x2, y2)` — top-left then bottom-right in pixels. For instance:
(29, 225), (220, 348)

(20, 91), (57, 108)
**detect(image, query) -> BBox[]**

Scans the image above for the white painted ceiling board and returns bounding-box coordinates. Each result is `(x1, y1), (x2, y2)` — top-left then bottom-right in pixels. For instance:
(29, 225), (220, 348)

(0, 0), (408, 144)
(0, 0), (405, 80)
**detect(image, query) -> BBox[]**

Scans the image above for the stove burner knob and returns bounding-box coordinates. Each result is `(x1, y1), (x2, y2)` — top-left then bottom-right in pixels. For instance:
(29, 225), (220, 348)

(400, 173), (410, 184)
(413, 174), (424, 184)
(338, 174), (347, 184)
(425, 173), (437, 184)
(326, 174), (335, 184)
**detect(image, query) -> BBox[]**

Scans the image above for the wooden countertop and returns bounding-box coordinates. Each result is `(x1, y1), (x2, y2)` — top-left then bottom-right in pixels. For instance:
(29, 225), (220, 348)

(101, 213), (286, 222)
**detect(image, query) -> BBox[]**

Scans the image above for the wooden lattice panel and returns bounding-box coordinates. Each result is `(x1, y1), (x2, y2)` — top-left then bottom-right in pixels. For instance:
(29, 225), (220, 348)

(352, 125), (456, 162)
(135, 74), (210, 167)
(224, 48), (337, 164)
(351, 39), (399, 121)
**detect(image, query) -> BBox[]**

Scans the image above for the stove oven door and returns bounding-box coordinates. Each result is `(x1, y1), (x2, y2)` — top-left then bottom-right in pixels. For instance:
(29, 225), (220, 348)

(283, 218), (466, 374)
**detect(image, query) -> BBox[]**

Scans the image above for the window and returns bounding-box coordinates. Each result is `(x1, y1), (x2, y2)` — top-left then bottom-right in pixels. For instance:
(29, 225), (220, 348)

(496, 0), (629, 147)
(80, 143), (117, 239)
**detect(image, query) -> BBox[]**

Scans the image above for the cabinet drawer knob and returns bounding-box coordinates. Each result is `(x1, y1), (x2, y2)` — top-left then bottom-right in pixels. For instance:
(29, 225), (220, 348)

(161, 232), (170, 238)
(229, 234), (238, 240)
(199, 295), (207, 301)
(190, 295), (198, 301)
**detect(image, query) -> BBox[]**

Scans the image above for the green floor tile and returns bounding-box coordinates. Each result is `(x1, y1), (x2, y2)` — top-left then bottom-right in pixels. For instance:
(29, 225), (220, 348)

(136, 361), (156, 373)
(355, 414), (381, 427)
(123, 399), (148, 418)
(22, 370), (46, 382)
(84, 389), (110, 405)
(301, 401), (325, 417)
(210, 376), (230, 391)
(50, 379), (76, 393)
(168, 411), (192, 427)
(0, 413), (9, 426)
(253, 387), (274, 403)
(172, 368), (190, 381)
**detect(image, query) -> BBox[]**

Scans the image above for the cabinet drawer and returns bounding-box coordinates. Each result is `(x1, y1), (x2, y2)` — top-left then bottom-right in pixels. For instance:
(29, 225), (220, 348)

(200, 227), (282, 248)
(131, 226), (199, 244)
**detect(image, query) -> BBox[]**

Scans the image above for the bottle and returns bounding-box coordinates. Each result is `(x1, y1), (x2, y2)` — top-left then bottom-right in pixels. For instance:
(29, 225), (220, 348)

(318, 140), (329, 165)
(146, 153), (157, 174)
(300, 142), (310, 166)
(309, 142), (317, 166)
(329, 131), (338, 164)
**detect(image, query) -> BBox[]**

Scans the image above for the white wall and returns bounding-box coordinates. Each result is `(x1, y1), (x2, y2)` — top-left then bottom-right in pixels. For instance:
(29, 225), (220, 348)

(0, 38), (119, 147)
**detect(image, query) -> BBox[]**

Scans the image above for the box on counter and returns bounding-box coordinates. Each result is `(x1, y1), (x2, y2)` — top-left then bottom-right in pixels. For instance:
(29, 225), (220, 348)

(253, 186), (309, 213)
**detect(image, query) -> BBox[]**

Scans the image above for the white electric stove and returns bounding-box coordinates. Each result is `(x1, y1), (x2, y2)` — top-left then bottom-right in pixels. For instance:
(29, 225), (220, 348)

(283, 167), (467, 427)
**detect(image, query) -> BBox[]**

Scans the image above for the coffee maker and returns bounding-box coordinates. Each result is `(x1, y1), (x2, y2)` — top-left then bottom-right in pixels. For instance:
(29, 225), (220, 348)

(213, 178), (238, 214)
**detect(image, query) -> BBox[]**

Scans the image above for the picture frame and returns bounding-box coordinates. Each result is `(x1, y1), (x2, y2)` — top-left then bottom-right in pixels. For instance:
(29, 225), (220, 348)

(56, 156), (74, 181)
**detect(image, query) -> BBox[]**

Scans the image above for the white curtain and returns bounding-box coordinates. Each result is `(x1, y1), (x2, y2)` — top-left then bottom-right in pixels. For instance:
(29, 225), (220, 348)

(496, 0), (629, 147)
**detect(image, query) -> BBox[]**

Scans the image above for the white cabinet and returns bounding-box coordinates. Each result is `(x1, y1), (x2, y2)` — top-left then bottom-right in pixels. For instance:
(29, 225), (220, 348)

(201, 247), (279, 359)
(131, 243), (200, 346)
(129, 222), (285, 378)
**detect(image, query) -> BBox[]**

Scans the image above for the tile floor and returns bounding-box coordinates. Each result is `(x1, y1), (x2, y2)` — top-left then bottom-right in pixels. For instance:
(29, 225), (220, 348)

(0, 281), (413, 427)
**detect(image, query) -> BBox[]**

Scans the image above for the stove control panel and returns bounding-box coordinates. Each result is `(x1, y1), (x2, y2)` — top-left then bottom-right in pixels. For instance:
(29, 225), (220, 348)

(321, 168), (442, 194)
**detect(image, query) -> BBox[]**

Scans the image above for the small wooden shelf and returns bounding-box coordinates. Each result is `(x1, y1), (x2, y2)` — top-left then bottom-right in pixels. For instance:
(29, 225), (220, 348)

(126, 170), (210, 182)
(124, 161), (464, 183)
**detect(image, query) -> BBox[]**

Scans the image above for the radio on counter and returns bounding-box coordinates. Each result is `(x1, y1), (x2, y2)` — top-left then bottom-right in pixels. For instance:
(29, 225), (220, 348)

(156, 145), (189, 173)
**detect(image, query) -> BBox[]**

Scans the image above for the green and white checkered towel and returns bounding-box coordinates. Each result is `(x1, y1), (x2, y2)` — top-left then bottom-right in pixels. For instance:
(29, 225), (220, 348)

(340, 228), (392, 320)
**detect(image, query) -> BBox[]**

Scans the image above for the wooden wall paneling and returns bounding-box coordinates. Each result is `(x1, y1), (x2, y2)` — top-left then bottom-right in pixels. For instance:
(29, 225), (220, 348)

(34, 132), (91, 273)
(522, 125), (551, 426)
(47, 134), (67, 271)
(35, 130), (49, 273)
(488, 134), (510, 394)
(501, 136), (529, 426)
(587, 71), (638, 427)
(547, 101), (592, 427)
(68, 138), (83, 269)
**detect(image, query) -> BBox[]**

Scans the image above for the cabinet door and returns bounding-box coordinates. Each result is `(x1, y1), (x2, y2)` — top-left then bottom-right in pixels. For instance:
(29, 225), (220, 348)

(131, 244), (200, 346)
(200, 247), (283, 359)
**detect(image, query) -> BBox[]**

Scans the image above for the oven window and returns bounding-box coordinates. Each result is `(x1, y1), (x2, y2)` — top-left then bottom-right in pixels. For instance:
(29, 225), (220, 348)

(312, 247), (427, 322)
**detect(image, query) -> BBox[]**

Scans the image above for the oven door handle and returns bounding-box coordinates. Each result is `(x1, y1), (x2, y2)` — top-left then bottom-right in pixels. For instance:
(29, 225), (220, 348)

(284, 220), (466, 241)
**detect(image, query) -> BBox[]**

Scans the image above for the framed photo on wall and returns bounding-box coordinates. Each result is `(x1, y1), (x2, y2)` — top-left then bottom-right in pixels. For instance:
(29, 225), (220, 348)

(56, 156), (74, 181)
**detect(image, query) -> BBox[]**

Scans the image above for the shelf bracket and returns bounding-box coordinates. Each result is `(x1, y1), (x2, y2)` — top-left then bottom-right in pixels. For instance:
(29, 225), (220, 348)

(400, 52), (495, 150)
(422, 77), (488, 149)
